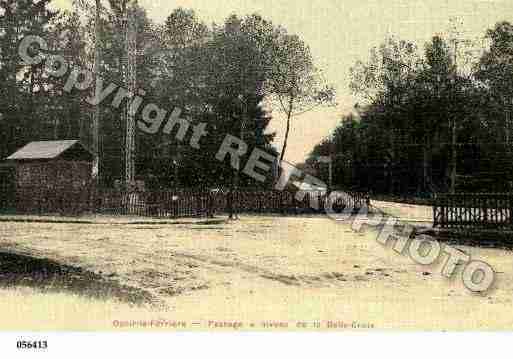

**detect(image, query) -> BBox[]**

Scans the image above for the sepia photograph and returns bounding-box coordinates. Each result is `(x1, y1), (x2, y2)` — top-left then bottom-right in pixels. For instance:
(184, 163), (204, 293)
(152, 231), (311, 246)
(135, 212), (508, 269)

(0, 0), (513, 350)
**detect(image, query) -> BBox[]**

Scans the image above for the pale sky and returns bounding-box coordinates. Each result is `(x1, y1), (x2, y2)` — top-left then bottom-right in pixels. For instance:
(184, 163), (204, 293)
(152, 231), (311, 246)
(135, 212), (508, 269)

(53, 0), (513, 163)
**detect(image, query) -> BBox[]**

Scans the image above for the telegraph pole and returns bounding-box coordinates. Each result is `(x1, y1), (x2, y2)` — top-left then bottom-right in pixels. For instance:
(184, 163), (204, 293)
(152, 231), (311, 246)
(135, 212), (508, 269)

(92, 0), (102, 184)
(450, 39), (459, 194)
(123, 0), (138, 188)
(230, 95), (247, 220)
(506, 98), (511, 147)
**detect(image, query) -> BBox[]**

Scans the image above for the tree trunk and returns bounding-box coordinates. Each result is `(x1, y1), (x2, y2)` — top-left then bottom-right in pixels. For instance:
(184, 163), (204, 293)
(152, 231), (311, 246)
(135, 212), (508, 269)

(29, 67), (36, 139)
(422, 136), (432, 193)
(279, 96), (295, 164)
(92, 0), (102, 183)
(280, 115), (291, 164)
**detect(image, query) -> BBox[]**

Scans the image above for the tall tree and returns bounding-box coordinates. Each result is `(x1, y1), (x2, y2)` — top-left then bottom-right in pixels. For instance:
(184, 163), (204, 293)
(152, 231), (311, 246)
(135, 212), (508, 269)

(270, 33), (335, 163)
(476, 21), (513, 145)
(350, 37), (421, 193)
(0, 0), (57, 157)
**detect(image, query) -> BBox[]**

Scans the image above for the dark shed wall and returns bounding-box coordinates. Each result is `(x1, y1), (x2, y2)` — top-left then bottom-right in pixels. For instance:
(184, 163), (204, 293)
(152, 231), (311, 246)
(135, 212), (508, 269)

(15, 161), (93, 214)
(0, 166), (15, 210)
(16, 161), (92, 190)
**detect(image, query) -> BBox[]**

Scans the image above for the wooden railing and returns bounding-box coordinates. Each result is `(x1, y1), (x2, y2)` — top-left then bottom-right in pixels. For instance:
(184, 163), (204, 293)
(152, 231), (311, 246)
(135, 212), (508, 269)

(95, 189), (215, 218)
(12, 187), (370, 218)
(15, 187), (92, 215)
(232, 190), (368, 215)
(433, 193), (513, 229)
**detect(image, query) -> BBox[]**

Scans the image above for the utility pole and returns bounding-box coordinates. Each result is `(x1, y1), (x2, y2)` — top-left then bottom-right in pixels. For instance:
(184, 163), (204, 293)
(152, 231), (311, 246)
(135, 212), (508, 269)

(450, 39), (459, 194)
(447, 18), (470, 195)
(504, 97), (512, 192)
(123, 0), (138, 188)
(506, 98), (511, 147)
(92, 0), (102, 184)
(230, 95), (247, 220)
(329, 158), (333, 191)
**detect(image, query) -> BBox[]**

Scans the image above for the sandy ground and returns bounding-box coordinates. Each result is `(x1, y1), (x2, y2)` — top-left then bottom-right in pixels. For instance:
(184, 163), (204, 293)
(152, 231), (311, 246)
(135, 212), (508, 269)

(0, 213), (512, 330)
(371, 200), (433, 225)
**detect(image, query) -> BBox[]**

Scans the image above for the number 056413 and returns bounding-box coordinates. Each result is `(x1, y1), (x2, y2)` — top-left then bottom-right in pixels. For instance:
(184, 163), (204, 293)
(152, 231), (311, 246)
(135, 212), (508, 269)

(17, 340), (48, 350)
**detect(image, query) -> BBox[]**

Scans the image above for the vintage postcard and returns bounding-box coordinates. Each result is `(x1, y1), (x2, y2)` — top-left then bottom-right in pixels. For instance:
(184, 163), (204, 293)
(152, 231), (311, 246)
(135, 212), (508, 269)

(0, 0), (512, 341)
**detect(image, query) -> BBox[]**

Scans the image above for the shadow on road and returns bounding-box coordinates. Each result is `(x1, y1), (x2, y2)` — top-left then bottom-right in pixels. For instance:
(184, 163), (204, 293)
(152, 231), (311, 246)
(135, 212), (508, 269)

(0, 251), (157, 306)
(434, 231), (513, 250)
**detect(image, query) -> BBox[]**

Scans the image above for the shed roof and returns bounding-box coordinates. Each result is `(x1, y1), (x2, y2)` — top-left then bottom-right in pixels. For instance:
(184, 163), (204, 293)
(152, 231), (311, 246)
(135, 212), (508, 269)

(6, 140), (93, 161)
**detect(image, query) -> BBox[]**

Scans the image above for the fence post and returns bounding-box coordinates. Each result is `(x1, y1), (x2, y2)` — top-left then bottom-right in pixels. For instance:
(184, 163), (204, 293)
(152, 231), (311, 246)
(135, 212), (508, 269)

(483, 195), (488, 225)
(510, 194), (513, 229)
(433, 194), (437, 228)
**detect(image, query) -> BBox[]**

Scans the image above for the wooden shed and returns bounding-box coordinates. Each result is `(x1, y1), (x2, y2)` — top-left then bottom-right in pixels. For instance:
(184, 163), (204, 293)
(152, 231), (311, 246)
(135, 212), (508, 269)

(6, 140), (94, 213)
(0, 162), (16, 211)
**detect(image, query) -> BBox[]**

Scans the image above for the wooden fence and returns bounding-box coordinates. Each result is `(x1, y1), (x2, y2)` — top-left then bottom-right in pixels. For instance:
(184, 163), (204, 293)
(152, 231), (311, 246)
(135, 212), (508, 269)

(95, 189), (215, 218)
(15, 187), (92, 215)
(231, 190), (368, 215)
(433, 193), (513, 229)
(11, 187), (370, 218)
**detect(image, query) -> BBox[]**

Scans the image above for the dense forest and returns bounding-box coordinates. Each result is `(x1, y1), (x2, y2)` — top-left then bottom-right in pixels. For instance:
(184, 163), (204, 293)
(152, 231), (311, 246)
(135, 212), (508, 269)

(306, 22), (513, 196)
(0, 0), (333, 189)
(4, 1), (511, 197)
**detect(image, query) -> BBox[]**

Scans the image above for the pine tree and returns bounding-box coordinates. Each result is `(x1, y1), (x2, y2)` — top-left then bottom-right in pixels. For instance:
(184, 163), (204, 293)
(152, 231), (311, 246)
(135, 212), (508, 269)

(0, 0), (57, 157)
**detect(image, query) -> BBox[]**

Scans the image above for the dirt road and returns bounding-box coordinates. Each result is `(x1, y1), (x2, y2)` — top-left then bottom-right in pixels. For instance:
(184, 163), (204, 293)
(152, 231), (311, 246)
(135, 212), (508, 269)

(0, 215), (512, 330)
